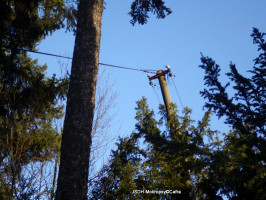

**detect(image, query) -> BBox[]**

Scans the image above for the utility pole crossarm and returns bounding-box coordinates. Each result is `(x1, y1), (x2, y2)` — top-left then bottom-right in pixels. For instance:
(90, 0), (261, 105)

(148, 69), (172, 82)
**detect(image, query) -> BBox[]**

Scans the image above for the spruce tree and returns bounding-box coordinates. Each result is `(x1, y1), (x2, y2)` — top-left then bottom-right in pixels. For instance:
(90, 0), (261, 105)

(199, 28), (266, 200)
(89, 98), (215, 200)
(0, 0), (70, 199)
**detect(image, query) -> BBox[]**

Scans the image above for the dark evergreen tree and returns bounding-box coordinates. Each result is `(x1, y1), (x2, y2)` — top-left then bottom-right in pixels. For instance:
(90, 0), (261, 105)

(129, 0), (172, 25)
(199, 28), (266, 200)
(89, 136), (146, 199)
(0, 0), (69, 199)
(89, 98), (216, 200)
(89, 29), (265, 200)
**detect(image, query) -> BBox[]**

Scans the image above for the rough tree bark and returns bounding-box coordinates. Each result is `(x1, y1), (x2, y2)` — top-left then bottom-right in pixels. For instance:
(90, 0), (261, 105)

(55, 0), (104, 199)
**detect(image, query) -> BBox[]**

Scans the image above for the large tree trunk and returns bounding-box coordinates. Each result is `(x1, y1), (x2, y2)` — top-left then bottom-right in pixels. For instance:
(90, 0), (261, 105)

(56, 0), (103, 199)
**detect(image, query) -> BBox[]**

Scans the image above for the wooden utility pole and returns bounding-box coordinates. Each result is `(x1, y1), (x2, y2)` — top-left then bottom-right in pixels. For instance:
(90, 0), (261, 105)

(149, 66), (196, 200)
(148, 66), (174, 117)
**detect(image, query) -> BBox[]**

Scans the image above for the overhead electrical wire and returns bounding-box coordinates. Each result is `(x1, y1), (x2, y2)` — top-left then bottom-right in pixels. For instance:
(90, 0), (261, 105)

(19, 48), (185, 108)
(170, 76), (184, 110)
(98, 63), (156, 73)
(19, 49), (157, 74)
(20, 49), (73, 60)
(152, 84), (162, 105)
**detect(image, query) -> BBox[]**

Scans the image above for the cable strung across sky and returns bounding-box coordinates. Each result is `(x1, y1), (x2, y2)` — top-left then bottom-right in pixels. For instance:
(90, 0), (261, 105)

(20, 48), (185, 107)
(19, 49), (157, 74)
(19, 48), (185, 108)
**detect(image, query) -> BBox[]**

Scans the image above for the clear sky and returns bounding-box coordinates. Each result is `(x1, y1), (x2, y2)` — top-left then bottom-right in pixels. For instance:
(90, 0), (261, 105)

(29, 0), (266, 157)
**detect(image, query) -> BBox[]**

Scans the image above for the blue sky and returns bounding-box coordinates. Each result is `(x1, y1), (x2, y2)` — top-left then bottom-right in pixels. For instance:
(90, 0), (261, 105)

(29, 0), (266, 153)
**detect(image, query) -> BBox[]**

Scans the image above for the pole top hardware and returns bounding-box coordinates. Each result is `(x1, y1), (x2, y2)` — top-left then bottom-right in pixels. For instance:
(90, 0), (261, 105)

(148, 66), (172, 86)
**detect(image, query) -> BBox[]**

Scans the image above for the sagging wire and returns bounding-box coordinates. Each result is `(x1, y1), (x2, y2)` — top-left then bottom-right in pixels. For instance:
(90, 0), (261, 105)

(170, 76), (184, 110)
(20, 49), (185, 109)
(19, 49), (157, 74)
(151, 81), (162, 105)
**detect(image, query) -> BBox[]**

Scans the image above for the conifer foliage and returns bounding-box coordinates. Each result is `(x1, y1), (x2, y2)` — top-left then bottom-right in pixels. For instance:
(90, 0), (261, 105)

(0, 0), (69, 199)
(129, 0), (172, 25)
(89, 29), (265, 200)
(199, 28), (266, 200)
(89, 98), (215, 200)
(1, 0), (264, 199)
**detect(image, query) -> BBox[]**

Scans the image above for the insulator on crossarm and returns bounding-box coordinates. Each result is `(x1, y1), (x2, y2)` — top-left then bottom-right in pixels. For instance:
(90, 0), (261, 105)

(166, 65), (170, 69)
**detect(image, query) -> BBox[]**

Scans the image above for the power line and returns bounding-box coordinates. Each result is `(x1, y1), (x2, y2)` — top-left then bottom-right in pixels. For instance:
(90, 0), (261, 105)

(20, 49), (157, 74)
(20, 49), (73, 60)
(170, 76), (184, 110)
(98, 63), (156, 73)
(152, 84), (162, 105)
